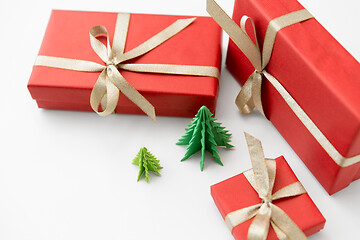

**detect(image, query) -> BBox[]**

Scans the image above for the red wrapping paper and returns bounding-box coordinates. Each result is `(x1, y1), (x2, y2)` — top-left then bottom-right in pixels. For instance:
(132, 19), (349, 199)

(211, 156), (326, 240)
(28, 10), (222, 118)
(226, 0), (360, 194)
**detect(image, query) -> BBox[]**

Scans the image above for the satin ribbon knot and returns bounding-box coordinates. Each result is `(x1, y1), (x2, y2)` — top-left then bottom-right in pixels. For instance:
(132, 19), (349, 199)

(35, 13), (220, 122)
(223, 133), (308, 240)
(261, 197), (271, 207)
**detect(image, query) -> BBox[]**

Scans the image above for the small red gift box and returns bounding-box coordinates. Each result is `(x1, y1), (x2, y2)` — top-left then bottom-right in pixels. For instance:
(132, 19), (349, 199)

(214, 0), (360, 194)
(211, 156), (326, 240)
(28, 10), (222, 118)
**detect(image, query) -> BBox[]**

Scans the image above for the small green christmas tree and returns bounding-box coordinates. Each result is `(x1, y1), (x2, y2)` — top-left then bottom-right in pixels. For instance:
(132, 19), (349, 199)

(132, 147), (163, 182)
(177, 106), (233, 171)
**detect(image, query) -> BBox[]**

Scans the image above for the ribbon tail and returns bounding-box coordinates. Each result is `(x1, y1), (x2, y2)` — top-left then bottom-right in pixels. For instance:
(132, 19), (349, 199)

(251, 72), (265, 116)
(244, 132), (271, 198)
(235, 74), (255, 114)
(107, 65), (156, 122)
(264, 159), (277, 193)
(270, 221), (289, 240)
(270, 204), (308, 240)
(243, 158), (277, 196)
(235, 72), (265, 116)
(90, 69), (120, 117)
(248, 204), (271, 240)
(206, 0), (261, 70)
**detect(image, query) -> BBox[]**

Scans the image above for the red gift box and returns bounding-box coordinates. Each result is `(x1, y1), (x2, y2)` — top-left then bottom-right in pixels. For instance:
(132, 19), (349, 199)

(28, 10), (222, 118)
(222, 0), (360, 194)
(211, 156), (326, 240)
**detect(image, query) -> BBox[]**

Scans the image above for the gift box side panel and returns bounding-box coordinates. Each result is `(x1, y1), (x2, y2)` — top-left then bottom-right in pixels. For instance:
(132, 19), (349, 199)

(263, 0), (360, 158)
(276, 0), (360, 122)
(36, 100), (92, 112)
(226, 0), (360, 158)
(34, 91), (217, 117)
(262, 79), (360, 194)
(268, 13), (360, 159)
(354, 167), (360, 181)
(350, 129), (360, 163)
(28, 72), (218, 117)
(211, 156), (325, 239)
(28, 68), (219, 104)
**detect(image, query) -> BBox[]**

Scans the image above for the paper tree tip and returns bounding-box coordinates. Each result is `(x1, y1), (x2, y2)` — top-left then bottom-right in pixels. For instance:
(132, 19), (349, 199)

(132, 147), (162, 182)
(177, 105), (233, 171)
(199, 105), (207, 111)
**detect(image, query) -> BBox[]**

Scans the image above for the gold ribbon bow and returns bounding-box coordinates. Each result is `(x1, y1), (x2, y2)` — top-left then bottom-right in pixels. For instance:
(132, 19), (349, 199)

(207, 0), (360, 167)
(35, 13), (220, 122)
(225, 133), (307, 240)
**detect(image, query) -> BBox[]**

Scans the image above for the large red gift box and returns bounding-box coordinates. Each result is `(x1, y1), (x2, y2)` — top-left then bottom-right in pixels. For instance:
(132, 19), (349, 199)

(211, 156), (326, 240)
(225, 0), (360, 194)
(28, 10), (222, 118)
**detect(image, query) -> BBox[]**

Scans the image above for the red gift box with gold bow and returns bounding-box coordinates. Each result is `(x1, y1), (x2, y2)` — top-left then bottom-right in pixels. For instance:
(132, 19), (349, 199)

(207, 0), (360, 194)
(28, 10), (222, 121)
(211, 133), (326, 240)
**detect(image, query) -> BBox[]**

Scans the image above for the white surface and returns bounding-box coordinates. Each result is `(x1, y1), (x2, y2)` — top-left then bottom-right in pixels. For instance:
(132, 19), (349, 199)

(0, 0), (359, 239)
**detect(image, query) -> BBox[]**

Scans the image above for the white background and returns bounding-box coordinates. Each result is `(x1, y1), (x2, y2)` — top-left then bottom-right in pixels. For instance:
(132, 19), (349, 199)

(0, 0), (359, 239)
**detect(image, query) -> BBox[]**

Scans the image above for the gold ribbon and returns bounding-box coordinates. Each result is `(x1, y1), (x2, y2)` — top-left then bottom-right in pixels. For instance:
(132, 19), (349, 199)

(207, 0), (360, 167)
(35, 13), (220, 122)
(224, 133), (308, 240)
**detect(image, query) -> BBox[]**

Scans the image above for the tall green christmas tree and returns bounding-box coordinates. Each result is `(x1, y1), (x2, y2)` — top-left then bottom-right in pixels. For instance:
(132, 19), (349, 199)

(132, 147), (163, 182)
(177, 106), (233, 171)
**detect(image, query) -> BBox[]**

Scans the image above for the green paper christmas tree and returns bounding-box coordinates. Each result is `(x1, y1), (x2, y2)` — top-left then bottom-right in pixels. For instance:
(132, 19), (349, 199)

(177, 106), (234, 171)
(132, 147), (163, 182)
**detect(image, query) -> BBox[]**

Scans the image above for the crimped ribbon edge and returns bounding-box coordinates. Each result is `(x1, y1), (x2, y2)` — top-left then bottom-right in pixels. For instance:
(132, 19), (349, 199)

(206, 0), (360, 168)
(224, 133), (308, 240)
(34, 13), (220, 122)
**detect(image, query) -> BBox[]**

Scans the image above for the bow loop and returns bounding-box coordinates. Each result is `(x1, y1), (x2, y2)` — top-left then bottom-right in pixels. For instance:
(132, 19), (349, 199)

(244, 132), (271, 198)
(89, 25), (113, 64)
(90, 69), (119, 117)
(240, 16), (262, 71)
(261, 196), (272, 207)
